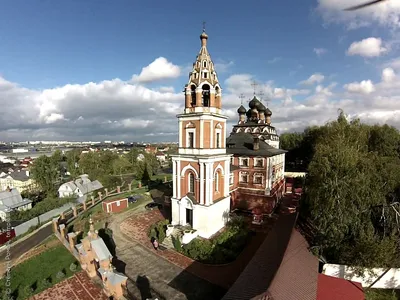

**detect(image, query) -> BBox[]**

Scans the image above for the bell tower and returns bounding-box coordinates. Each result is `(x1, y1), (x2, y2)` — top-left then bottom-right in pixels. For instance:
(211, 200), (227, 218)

(170, 27), (232, 239)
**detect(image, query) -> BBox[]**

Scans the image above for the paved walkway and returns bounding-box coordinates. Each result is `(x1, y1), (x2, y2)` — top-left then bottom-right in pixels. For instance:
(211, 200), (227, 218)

(109, 205), (226, 300)
(30, 271), (108, 300)
(118, 209), (275, 290)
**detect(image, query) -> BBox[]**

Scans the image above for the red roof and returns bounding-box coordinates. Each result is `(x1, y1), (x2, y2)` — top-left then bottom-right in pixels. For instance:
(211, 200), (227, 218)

(317, 274), (364, 300)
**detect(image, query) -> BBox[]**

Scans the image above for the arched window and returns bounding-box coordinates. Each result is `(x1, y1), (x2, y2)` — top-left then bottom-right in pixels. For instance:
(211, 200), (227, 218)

(188, 173), (195, 193)
(214, 172), (219, 192)
(215, 86), (220, 95)
(202, 84), (210, 107)
(190, 85), (196, 107)
(203, 61), (207, 68)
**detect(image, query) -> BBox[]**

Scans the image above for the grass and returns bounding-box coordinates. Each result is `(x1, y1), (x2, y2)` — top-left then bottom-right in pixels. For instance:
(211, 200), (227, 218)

(365, 289), (400, 300)
(0, 245), (80, 299)
(68, 188), (152, 235)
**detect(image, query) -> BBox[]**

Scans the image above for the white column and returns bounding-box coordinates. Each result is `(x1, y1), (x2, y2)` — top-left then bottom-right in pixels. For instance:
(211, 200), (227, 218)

(224, 159), (229, 196)
(200, 162), (204, 205)
(200, 119), (204, 148)
(210, 120), (214, 149)
(179, 120), (183, 148)
(172, 160), (177, 198)
(208, 162), (214, 205)
(205, 163), (210, 205)
(177, 160), (181, 199)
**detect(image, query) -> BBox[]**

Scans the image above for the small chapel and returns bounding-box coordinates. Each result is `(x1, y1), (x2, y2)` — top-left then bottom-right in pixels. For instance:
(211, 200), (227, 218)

(170, 28), (286, 238)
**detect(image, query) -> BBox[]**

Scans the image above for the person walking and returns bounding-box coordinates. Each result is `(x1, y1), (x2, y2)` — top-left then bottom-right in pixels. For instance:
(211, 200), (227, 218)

(153, 238), (159, 250)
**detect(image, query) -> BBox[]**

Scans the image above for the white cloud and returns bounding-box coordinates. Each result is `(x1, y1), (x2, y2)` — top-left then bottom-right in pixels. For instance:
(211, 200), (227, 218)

(214, 60), (234, 73)
(313, 48), (328, 57)
(344, 80), (376, 94)
(300, 73), (325, 85)
(2, 58), (400, 141)
(157, 86), (175, 93)
(382, 68), (396, 82)
(316, 0), (400, 29)
(347, 37), (387, 57)
(131, 57), (181, 83)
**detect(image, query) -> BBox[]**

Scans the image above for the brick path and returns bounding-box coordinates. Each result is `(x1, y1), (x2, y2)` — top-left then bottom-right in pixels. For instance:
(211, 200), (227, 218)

(120, 209), (273, 289)
(30, 271), (108, 300)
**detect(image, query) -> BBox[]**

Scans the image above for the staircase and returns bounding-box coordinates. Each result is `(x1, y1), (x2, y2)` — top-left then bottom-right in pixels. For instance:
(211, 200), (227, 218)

(161, 228), (181, 249)
(161, 235), (174, 249)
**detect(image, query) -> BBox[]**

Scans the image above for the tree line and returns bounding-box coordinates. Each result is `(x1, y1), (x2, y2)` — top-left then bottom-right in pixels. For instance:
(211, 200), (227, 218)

(29, 148), (161, 199)
(282, 110), (400, 268)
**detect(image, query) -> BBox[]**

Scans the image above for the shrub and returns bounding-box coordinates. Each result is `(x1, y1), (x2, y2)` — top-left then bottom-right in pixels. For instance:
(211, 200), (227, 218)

(171, 235), (182, 251)
(69, 262), (77, 272)
(41, 277), (52, 289)
(56, 270), (65, 280)
(147, 219), (169, 243)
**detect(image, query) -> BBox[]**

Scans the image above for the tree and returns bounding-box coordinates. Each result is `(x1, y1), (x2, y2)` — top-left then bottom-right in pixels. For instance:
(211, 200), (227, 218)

(29, 155), (59, 197)
(301, 111), (400, 268)
(65, 149), (81, 178)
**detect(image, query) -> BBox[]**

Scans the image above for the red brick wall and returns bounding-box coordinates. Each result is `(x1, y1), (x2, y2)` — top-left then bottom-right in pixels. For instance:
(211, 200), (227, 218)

(230, 189), (277, 214)
(103, 199), (128, 213)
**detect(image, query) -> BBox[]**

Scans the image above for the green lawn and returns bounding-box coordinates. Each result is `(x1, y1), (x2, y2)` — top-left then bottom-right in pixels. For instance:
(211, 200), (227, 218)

(0, 244), (80, 300)
(365, 289), (400, 300)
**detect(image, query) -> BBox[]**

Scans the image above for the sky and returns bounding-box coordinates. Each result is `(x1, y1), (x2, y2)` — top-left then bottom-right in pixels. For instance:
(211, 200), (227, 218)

(0, 0), (400, 142)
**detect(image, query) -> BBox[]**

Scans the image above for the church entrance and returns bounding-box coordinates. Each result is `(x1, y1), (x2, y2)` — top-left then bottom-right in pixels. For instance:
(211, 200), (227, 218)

(186, 208), (193, 227)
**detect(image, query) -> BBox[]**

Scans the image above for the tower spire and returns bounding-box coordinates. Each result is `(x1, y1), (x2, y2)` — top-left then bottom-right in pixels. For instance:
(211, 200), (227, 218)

(200, 22), (208, 47)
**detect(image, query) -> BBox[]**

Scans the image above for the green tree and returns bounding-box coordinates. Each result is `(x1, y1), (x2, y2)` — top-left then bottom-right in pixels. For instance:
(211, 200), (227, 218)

(29, 155), (59, 197)
(65, 149), (81, 178)
(302, 111), (400, 268)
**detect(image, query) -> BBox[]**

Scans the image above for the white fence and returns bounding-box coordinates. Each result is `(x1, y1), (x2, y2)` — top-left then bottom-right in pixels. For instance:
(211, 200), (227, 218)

(14, 203), (75, 237)
(323, 264), (400, 289)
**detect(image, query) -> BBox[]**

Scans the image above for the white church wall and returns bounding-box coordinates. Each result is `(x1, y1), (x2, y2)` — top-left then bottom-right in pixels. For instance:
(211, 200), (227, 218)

(194, 196), (230, 238)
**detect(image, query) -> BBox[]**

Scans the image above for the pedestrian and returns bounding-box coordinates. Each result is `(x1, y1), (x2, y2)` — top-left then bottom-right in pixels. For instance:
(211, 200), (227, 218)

(153, 238), (159, 250)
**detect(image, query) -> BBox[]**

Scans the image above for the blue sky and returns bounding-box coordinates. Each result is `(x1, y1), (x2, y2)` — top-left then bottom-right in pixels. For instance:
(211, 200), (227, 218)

(0, 0), (399, 141)
(0, 0), (389, 88)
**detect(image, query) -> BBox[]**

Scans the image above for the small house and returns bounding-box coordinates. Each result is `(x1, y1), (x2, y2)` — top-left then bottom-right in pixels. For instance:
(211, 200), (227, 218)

(102, 198), (128, 213)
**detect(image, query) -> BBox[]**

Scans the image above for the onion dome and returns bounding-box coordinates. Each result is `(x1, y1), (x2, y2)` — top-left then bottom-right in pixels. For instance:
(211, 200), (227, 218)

(265, 107), (272, 116)
(248, 96), (261, 109)
(246, 109), (252, 119)
(237, 105), (246, 114)
(257, 102), (266, 112)
(200, 30), (208, 40)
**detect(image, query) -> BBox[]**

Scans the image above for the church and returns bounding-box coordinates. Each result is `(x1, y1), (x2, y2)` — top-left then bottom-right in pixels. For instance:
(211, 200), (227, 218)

(170, 28), (286, 239)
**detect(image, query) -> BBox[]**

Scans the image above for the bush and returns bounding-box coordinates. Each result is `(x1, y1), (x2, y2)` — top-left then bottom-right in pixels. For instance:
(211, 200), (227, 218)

(178, 219), (251, 264)
(56, 270), (65, 280)
(171, 235), (182, 251)
(41, 277), (52, 289)
(147, 219), (169, 243)
(69, 263), (77, 272)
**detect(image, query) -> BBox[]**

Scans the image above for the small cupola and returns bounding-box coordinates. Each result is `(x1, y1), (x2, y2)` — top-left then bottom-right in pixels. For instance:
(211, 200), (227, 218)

(237, 105), (246, 114)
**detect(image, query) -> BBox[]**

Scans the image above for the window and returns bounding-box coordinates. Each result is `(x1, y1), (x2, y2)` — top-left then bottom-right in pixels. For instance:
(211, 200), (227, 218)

(203, 72), (208, 79)
(216, 133), (221, 148)
(203, 61), (207, 68)
(214, 172), (219, 192)
(254, 173), (263, 185)
(229, 173), (234, 185)
(188, 173), (195, 193)
(254, 158), (264, 168)
(239, 157), (249, 167)
(239, 172), (249, 183)
(188, 132), (194, 148)
(190, 85), (196, 107)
